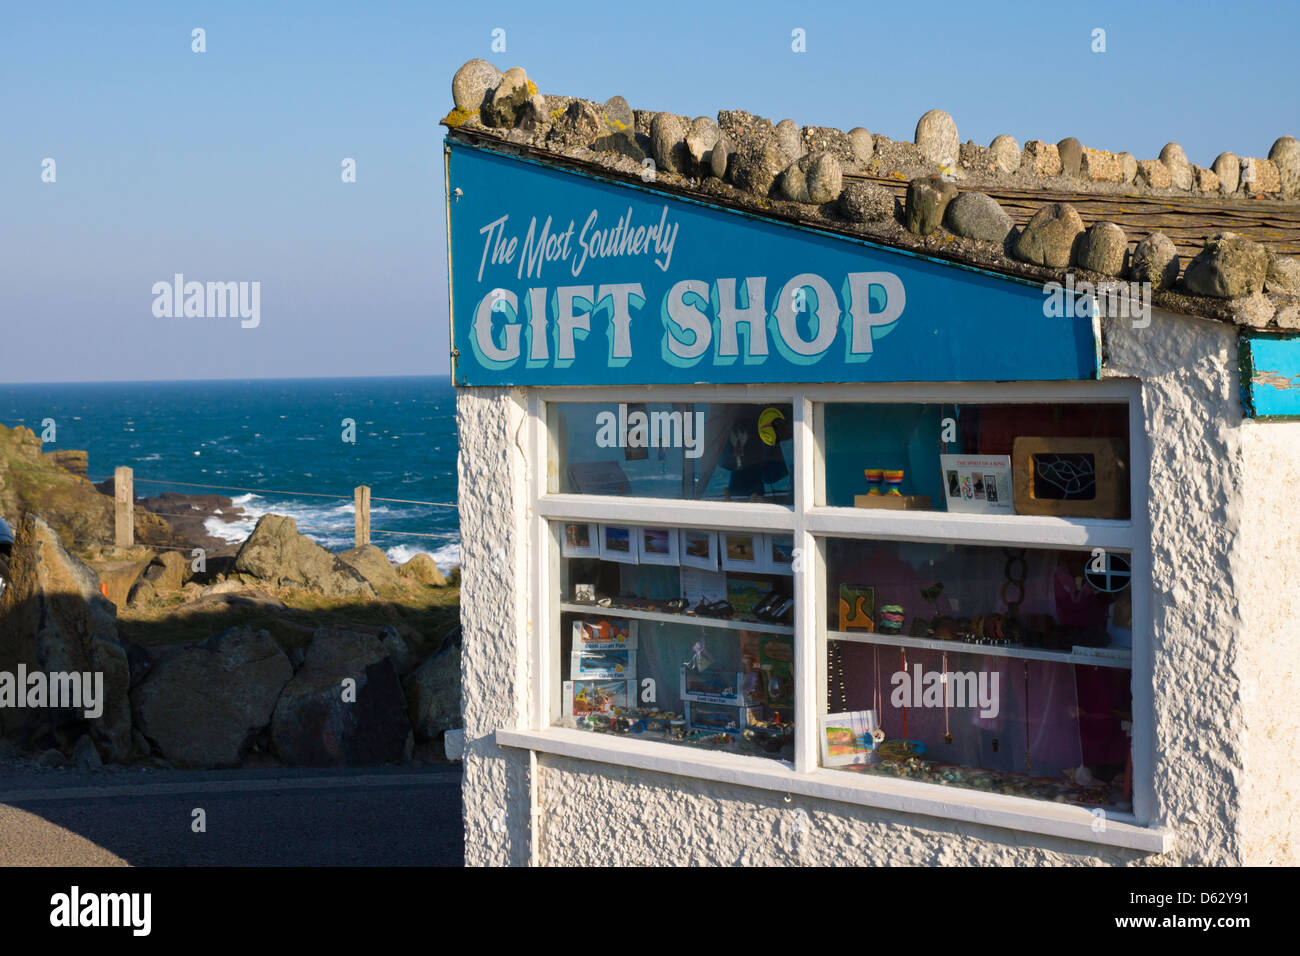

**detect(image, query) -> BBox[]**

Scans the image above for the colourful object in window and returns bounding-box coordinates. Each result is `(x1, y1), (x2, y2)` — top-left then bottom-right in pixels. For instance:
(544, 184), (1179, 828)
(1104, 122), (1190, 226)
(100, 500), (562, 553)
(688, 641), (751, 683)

(864, 468), (884, 495)
(884, 469), (904, 495)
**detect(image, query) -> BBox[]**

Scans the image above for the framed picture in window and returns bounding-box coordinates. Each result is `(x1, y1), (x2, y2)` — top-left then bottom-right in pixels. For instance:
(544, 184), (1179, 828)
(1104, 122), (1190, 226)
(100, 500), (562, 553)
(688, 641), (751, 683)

(765, 534), (795, 574)
(721, 531), (762, 572)
(598, 524), (639, 564)
(679, 528), (719, 571)
(638, 526), (680, 566)
(819, 710), (879, 767)
(561, 521), (599, 558)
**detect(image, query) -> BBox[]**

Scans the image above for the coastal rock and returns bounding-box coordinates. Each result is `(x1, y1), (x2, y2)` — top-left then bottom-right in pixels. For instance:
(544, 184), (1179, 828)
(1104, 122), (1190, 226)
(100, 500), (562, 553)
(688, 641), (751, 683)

(591, 127), (651, 164)
(958, 142), (993, 172)
(130, 627), (292, 768)
(270, 629), (412, 766)
(650, 112), (688, 175)
(905, 175), (958, 235)
(548, 100), (602, 148)
(1012, 202), (1084, 268)
(480, 66), (538, 129)
(452, 58), (501, 112)
(848, 127), (874, 164)
(232, 514), (374, 598)
(1080, 147), (1124, 183)
(404, 645), (462, 740)
(722, 112), (791, 195)
(1183, 233), (1269, 298)
(1117, 152), (1138, 184)
(838, 181), (895, 223)
(1056, 138), (1083, 178)
(988, 135), (1020, 173)
(1159, 143), (1193, 190)
(1266, 254), (1300, 295)
(775, 119), (803, 162)
(1213, 152), (1240, 193)
(41, 450), (88, 477)
(685, 116), (720, 171)
(380, 625), (412, 678)
(1022, 140), (1062, 177)
(602, 95), (634, 132)
(338, 544), (400, 591)
(1129, 233), (1181, 291)
(1270, 136), (1300, 198)
(779, 152), (842, 204)
(1075, 221), (1129, 276)
(139, 550), (187, 595)
(1136, 159), (1172, 189)
(709, 133), (734, 179)
(943, 192), (1012, 242)
(915, 109), (958, 165)
(1228, 292), (1275, 328)
(0, 514), (132, 761)
(398, 553), (447, 587)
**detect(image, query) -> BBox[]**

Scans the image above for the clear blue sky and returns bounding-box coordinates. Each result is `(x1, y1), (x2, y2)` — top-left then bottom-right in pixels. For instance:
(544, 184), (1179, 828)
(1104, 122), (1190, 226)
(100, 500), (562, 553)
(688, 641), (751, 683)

(3, 0), (1296, 383)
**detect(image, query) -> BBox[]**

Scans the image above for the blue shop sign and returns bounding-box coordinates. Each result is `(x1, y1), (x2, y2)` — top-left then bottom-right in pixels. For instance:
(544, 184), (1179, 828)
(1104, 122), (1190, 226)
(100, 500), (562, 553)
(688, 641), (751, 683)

(445, 139), (1100, 387)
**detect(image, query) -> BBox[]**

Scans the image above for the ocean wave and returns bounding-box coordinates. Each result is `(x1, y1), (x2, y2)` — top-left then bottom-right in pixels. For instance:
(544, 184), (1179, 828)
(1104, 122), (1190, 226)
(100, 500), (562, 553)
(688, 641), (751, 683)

(385, 541), (461, 570)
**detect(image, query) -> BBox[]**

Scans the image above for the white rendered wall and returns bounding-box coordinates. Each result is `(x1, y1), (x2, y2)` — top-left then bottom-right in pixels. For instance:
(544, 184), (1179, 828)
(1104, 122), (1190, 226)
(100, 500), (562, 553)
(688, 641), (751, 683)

(458, 306), (1290, 866)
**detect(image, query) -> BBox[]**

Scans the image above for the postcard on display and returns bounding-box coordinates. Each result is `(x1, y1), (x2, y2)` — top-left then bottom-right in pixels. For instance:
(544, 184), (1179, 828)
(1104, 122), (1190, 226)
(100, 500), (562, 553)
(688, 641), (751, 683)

(721, 531), (762, 571)
(679, 528), (719, 571)
(598, 524), (639, 563)
(638, 526), (680, 566)
(819, 710), (880, 767)
(561, 521), (599, 558)
(940, 454), (1014, 515)
(571, 618), (637, 650)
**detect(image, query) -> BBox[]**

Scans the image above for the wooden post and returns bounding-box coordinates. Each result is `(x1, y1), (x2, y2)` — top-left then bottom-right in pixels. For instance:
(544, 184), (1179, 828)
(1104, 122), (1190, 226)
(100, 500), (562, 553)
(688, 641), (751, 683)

(114, 466), (134, 548)
(354, 485), (370, 548)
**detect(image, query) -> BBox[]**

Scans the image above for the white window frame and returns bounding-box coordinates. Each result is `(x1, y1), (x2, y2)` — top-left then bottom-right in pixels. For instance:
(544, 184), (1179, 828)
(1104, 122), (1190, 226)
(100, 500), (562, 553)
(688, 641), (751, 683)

(500, 379), (1169, 853)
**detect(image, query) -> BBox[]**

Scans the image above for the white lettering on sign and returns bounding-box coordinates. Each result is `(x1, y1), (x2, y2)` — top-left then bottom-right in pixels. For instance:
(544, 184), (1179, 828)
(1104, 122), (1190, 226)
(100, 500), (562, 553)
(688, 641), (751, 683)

(469, 270), (904, 367)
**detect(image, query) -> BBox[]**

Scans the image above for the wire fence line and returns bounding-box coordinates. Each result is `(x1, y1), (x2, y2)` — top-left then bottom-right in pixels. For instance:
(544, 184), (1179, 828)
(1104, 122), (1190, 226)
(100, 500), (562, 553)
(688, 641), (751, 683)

(86, 474), (459, 509)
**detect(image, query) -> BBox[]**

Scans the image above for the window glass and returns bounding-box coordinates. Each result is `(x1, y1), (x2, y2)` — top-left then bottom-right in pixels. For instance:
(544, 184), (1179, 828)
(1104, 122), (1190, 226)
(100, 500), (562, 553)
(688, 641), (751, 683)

(549, 402), (794, 503)
(822, 537), (1133, 811)
(821, 402), (1130, 519)
(555, 520), (796, 759)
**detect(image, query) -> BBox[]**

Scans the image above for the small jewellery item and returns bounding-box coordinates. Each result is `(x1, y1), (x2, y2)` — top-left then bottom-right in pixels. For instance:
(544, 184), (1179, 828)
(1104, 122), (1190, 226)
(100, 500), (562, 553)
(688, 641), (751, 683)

(597, 597), (612, 607)
(944, 732), (953, 744)
(871, 728), (886, 744)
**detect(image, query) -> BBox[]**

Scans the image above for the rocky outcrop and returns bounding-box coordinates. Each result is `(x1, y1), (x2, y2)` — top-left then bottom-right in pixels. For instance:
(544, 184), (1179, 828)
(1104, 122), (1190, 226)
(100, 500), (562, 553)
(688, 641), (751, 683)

(232, 515), (374, 598)
(338, 544), (400, 591)
(130, 626), (292, 768)
(0, 514), (132, 761)
(270, 628), (412, 766)
(398, 553), (447, 587)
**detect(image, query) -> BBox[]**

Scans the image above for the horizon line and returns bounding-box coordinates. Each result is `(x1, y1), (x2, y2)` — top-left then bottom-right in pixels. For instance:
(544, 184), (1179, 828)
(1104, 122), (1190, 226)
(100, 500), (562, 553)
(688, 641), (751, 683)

(0, 372), (453, 388)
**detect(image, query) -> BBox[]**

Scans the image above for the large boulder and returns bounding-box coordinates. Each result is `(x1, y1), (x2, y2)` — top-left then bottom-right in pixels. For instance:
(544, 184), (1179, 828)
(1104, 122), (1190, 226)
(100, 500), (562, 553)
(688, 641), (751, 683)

(270, 629), (412, 766)
(650, 113), (688, 175)
(337, 544), (400, 591)
(684, 116), (720, 172)
(838, 181), (895, 223)
(1056, 137), (1083, 178)
(1212, 152), (1240, 193)
(988, 135), (1020, 173)
(778, 152), (842, 204)
(1129, 233), (1181, 291)
(451, 58), (501, 112)
(232, 515), (374, 598)
(1012, 202), (1085, 268)
(914, 109), (958, 164)
(1268, 136), (1300, 198)
(398, 553), (447, 587)
(1075, 222), (1129, 276)
(1183, 233), (1269, 298)
(404, 645), (462, 740)
(944, 191), (1012, 242)
(905, 175), (958, 235)
(130, 627), (292, 768)
(1159, 142), (1193, 190)
(480, 66), (538, 129)
(129, 550), (188, 603)
(0, 514), (132, 761)
(719, 110), (794, 195)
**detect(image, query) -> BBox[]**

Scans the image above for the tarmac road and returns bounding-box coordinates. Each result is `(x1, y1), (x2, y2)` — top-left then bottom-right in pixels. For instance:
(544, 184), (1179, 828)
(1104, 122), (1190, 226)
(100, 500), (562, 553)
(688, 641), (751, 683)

(0, 764), (464, 866)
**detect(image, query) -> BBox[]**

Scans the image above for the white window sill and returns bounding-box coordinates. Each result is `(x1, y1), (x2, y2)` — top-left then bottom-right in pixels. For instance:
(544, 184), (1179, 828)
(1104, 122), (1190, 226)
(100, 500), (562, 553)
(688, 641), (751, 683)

(496, 727), (1171, 854)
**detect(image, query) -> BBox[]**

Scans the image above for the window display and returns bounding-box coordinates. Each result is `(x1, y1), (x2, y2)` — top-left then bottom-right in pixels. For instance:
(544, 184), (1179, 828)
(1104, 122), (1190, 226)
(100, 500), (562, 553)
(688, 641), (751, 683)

(554, 520), (796, 759)
(821, 401), (1130, 519)
(549, 402), (794, 502)
(822, 537), (1133, 810)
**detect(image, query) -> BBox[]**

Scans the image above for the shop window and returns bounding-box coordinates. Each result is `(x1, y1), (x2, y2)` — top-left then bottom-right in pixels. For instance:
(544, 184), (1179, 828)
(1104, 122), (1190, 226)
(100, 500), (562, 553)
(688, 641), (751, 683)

(548, 402), (794, 503)
(820, 402), (1130, 519)
(821, 537), (1133, 811)
(553, 520), (796, 758)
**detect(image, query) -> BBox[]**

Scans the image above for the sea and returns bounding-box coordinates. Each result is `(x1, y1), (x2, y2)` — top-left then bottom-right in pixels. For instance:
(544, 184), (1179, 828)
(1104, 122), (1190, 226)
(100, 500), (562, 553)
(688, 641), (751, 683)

(0, 376), (461, 569)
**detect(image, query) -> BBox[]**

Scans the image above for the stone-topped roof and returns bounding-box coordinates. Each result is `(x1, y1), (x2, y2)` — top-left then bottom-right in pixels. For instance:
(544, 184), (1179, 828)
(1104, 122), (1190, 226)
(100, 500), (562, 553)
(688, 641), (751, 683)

(443, 60), (1300, 331)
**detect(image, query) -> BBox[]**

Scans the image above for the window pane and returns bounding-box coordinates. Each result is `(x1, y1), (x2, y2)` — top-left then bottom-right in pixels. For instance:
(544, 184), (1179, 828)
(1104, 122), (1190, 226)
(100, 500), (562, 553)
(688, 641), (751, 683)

(549, 402), (794, 503)
(821, 402), (1130, 519)
(554, 521), (796, 759)
(822, 536), (1133, 811)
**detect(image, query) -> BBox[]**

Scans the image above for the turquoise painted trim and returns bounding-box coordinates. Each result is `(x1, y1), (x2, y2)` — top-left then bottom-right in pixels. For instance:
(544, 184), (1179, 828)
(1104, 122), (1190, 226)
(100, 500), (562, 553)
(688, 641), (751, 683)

(1240, 331), (1300, 420)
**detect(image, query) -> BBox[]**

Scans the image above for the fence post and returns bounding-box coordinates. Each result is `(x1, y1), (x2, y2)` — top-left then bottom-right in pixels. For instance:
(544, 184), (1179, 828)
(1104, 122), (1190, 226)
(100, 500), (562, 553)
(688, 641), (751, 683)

(114, 466), (134, 548)
(354, 485), (370, 547)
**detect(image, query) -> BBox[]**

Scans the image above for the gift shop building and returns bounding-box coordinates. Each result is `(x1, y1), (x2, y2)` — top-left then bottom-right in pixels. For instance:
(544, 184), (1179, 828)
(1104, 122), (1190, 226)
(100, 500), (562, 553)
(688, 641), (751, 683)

(444, 62), (1300, 866)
